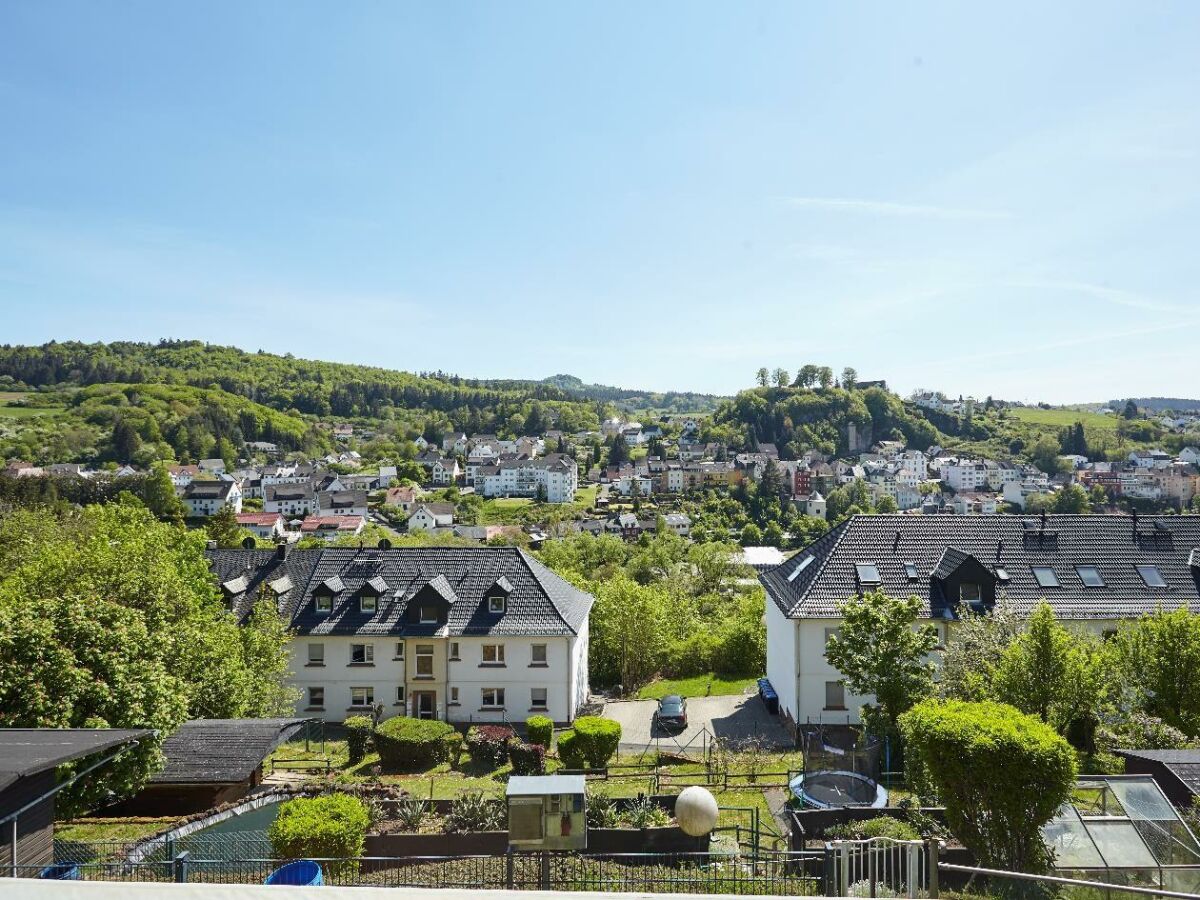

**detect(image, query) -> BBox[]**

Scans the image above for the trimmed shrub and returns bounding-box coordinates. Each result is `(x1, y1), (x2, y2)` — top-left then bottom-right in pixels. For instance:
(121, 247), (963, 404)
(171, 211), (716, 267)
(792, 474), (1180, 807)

(507, 738), (546, 776)
(571, 716), (621, 767)
(526, 715), (554, 749)
(344, 716), (373, 765)
(268, 793), (369, 877)
(374, 717), (457, 770)
(556, 729), (586, 769)
(900, 699), (1076, 874)
(467, 725), (515, 767)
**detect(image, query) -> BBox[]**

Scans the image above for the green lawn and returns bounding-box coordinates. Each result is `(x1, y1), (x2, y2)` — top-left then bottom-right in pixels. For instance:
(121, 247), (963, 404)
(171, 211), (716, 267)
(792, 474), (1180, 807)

(56, 818), (180, 845)
(637, 674), (759, 700)
(1008, 407), (1121, 432)
(0, 404), (62, 418)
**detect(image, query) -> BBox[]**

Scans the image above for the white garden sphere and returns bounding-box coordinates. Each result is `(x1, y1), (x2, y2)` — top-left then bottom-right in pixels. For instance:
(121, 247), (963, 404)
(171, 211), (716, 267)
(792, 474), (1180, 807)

(674, 786), (719, 837)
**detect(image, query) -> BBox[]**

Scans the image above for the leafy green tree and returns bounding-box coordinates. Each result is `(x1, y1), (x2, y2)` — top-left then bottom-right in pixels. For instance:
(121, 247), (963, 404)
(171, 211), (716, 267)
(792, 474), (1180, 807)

(755, 367), (770, 388)
(1030, 434), (1064, 475)
(111, 416), (141, 462)
(1050, 483), (1091, 513)
(939, 601), (1022, 702)
(205, 504), (246, 547)
(762, 521), (784, 547)
(793, 364), (819, 388)
(740, 522), (762, 546)
(588, 574), (670, 692)
(144, 461), (185, 522)
(0, 501), (294, 812)
(900, 699), (1077, 874)
(825, 590), (938, 739)
(608, 433), (630, 466)
(994, 603), (1101, 736)
(1123, 399), (1139, 419)
(772, 368), (789, 388)
(873, 493), (899, 513)
(816, 367), (834, 389)
(1107, 608), (1200, 736)
(841, 367), (858, 390)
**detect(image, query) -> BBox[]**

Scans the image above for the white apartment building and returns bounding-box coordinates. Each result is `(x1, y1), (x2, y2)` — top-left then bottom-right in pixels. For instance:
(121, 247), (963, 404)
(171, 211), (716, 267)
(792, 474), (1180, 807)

(183, 479), (242, 517)
(480, 453), (578, 503)
(207, 545), (593, 725)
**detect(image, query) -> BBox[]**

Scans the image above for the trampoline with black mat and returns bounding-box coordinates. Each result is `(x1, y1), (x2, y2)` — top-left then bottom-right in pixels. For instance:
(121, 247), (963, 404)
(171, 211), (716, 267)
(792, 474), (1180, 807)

(789, 726), (888, 809)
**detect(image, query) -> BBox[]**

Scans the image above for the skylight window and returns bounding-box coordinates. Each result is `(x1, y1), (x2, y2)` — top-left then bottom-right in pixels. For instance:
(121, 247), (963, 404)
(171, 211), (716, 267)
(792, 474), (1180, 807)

(994, 566), (1010, 582)
(1137, 565), (1167, 588)
(787, 555), (814, 582)
(1076, 566), (1105, 588)
(855, 563), (881, 585)
(904, 562), (920, 581)
(1032, 566), (1060, 588)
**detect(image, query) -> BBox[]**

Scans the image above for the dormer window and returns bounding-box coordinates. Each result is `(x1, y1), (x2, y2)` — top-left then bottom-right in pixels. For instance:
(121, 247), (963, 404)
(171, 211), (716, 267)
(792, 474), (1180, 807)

(960, 583), (982, 605)
(419, 604), (439, 624)
(361, 594), (377, 613)
(488, 595), (506, 614)
(315, 594), (332, 613)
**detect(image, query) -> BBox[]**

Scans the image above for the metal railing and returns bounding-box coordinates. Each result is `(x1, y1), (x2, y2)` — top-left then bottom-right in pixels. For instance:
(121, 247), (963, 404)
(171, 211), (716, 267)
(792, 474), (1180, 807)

(824, 837), (935, 898)
(938, 862), (1200, 900)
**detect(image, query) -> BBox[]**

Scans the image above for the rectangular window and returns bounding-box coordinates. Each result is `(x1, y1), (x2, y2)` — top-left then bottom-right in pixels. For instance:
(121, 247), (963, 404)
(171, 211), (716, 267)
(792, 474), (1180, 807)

(824, 681), (846, 710)
(415, 645), (434, 677)
(351, 686), (374, 707)
(360, 594), (377, 613)
(1076, 566), (1105, 587)
(531, 644), (548, 666)
(307, 643), (324, 666)
(482, 687), (506, 709)
(350, 644), (374, 665)
(482, 644), (506, 666)
(855, 562), (881, 584)
(824, 627), (841, 647)
(960, 583), (982, 604)
(419, 605), (438, 624)
(1032, 566), (1060, 588)
(315, 594), (332, 613)
(449, 642), (460, 660)
(1137, 565), (1167, 588)
(904, 562), (919, 581)
(530, 687), (548, 710)
(395, 685), (406, 704)
(449, 686), (460, 705)
(394, 642), (404, 660)
(307, 686), (325, 709)
(489, 595), (506, 613)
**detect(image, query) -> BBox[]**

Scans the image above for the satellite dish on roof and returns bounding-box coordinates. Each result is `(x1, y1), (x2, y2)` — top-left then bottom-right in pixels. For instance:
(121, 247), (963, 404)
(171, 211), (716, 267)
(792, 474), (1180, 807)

(241, 536), (256, 549)
(378, 538), (392, 550)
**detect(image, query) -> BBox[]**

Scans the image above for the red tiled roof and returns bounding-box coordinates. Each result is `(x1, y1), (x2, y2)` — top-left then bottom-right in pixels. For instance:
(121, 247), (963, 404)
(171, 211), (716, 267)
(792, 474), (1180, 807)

(236, 512), (283, 526)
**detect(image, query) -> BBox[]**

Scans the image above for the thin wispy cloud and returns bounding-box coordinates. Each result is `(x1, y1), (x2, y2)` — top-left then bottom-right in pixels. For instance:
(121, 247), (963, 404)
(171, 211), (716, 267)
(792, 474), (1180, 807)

(781, 197), (1013, 221)
(1002, 278), (1192, 314)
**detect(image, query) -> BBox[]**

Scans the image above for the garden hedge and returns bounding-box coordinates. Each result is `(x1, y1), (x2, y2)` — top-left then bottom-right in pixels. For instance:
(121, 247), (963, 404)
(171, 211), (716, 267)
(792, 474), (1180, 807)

(556, 729), (585, 769)
(525, 715), (554, 749)
(899, 698), (1076, 873)
(507, 738), (547, 775)
(344, 716), (373, 765)
(571, 716), (621, 767)
(268, 793), (369, 877)
(374, 717), (457, 770)
(467, 725), (515, 767)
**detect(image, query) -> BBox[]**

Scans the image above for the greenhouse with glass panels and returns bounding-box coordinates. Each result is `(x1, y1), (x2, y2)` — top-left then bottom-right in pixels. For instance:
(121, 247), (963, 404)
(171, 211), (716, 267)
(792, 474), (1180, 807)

(1042, 775), (1200, 895)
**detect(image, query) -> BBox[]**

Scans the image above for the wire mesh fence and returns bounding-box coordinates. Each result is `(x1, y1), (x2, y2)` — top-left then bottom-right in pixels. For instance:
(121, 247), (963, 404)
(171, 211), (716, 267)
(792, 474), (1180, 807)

(19, 849), (825, 895)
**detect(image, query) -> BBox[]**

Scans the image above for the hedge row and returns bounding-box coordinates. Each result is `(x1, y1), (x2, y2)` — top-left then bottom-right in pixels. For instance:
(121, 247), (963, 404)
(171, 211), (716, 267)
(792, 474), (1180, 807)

(268, 794), (369, 878)
(557, 716), (620, 769)
(373, 717), (459, 770)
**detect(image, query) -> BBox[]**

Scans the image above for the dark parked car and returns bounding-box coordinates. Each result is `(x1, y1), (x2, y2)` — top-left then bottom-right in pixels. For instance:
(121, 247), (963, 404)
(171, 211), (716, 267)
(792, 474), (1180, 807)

(654, 695), (688, 732)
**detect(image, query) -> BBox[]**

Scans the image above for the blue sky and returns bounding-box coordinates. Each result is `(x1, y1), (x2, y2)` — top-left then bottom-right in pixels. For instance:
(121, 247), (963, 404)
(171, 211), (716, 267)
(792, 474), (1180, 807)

(1, 2), (1198, 403)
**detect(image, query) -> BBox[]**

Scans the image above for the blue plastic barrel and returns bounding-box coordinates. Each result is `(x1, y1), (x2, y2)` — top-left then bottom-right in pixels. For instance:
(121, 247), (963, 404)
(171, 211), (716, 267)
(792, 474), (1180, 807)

(38, 863), (81, 880)
(265, 859), (323, 886)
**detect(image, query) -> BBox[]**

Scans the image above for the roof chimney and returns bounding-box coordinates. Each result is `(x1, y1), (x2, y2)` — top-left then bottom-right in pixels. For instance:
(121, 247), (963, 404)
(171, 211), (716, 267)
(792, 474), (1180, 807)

(1131, 508), (1139, 541)
(275, 541), (290, 561)
(996, 539), (1003, 561)
(892, 530), (901, 553)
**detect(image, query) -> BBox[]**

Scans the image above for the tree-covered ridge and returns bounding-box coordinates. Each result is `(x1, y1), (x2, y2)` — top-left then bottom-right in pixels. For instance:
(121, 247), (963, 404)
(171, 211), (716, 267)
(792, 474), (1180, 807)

(525, 373), (723, 413)
(0, 339), (605, 429)
(705, 384), (942, 457)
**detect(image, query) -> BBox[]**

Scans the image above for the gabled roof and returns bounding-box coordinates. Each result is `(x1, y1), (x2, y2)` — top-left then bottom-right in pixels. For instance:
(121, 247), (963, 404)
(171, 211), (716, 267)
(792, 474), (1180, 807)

(761, 514), (1200, 620)
(149, 719), (309, 785)
(1114, 749), (1200, 799)
(205, 546), (593, 637)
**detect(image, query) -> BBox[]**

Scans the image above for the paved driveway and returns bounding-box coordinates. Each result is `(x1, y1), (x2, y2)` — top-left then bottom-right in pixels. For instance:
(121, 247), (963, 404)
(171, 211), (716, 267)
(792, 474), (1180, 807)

(602, 693), (793, 752)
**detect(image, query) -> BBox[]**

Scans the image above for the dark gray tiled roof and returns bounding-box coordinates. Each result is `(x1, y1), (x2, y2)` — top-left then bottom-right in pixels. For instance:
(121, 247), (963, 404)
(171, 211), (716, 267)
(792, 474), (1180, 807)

(761, 514), (1200, 620)
(205, 546), (592, 637)
(149, 719), (309, 784)
(1115, 749), (1200, 798)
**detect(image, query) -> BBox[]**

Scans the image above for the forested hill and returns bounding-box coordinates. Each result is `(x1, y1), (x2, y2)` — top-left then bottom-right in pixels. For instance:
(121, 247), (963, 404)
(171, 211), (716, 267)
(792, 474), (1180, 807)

(704, 384), (943, 458)
(471, 373), (723, 413)
(0, 340), (608, 433)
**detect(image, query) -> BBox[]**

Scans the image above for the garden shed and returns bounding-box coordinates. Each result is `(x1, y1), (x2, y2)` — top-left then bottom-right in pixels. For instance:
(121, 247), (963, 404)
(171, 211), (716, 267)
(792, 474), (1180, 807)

(109, 718), (313, 816)
(0, 728), (150, 871)
(1115, 749), (1200, 808)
